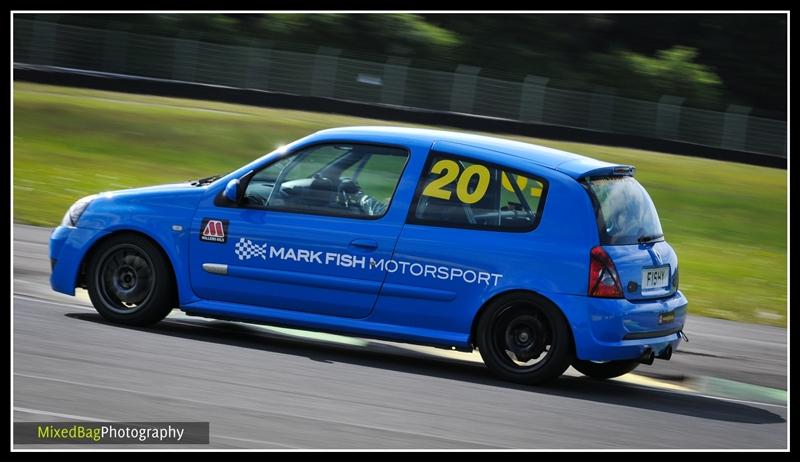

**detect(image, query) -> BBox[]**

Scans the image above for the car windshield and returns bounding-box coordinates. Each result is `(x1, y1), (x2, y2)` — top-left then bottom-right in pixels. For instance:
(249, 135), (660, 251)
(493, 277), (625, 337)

(585, 176), (663, 245)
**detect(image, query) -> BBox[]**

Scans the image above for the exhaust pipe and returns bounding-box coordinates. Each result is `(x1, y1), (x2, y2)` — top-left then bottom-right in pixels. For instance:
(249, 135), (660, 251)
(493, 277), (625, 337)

(639, 348), (655, 365)
(656, 345), (673, 361)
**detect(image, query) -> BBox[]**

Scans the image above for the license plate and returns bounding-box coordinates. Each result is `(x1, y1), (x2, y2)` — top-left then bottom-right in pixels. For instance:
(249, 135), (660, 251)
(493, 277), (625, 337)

(642, 266), (669, 290)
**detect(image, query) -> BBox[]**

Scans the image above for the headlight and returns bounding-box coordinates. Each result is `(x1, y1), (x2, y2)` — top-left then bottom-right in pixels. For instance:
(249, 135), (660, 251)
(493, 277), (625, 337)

(60, 195), (96, 227)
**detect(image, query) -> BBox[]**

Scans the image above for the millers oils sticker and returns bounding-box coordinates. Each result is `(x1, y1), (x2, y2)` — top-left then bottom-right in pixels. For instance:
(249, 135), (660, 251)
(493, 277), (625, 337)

(200, 218), (229, 244)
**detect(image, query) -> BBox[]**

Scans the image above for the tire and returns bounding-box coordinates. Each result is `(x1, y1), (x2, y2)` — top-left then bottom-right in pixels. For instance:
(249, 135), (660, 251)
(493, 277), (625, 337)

(476, 292), (573, 385)
(86, 233), (176, 326)
(572, 359), (640, 379)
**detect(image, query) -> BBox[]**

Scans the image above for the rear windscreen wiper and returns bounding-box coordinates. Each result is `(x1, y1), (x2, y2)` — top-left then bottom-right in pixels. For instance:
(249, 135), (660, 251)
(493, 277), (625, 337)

(637, 233), (664, 243)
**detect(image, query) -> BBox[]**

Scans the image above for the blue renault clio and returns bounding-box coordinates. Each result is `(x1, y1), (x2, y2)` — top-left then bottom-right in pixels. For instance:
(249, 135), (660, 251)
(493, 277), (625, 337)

(50, 127), (688, 384)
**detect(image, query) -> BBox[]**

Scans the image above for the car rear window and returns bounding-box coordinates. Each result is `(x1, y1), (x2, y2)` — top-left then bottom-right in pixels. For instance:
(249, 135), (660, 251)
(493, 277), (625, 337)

(584, 176), (663, 245)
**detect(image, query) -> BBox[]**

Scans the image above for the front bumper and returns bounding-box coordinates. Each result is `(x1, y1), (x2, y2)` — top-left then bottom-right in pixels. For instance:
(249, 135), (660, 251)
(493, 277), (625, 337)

(49, 225), (109, 295)
(546, 290), (688, 361)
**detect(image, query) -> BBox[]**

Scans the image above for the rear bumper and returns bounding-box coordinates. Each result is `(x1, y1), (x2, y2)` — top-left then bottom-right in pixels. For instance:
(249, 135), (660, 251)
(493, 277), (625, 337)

(545, 290), (688, 361)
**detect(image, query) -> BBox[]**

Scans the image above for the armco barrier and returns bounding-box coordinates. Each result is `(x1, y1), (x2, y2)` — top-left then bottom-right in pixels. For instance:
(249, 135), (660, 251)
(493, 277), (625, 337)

(14, 64), (786, 169)
(13, 19), (786, 161)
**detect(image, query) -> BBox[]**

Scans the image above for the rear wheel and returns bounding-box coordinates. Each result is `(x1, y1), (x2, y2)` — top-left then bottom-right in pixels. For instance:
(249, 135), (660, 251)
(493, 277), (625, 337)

(572, 359), (640, 379)
(476, 293), (573, 385)
(86, 234), (176, 326)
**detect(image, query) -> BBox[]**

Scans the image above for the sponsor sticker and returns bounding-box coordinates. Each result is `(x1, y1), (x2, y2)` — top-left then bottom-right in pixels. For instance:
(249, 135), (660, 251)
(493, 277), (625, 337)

(234, 238), (267, 260)
(200, 218), (229, 244)
(234, 237), (504, 286)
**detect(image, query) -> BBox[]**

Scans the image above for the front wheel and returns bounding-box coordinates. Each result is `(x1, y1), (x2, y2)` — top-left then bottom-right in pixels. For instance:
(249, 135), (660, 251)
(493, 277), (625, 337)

(86, 234), (176, 326)
(572, 359), (640, 379)
(476, 293), (574, 385)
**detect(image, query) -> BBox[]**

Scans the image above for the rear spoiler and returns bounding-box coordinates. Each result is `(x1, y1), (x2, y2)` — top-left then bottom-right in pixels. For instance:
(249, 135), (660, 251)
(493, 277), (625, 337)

(556, 158), (635, 180)
(578, 165), (636, 179)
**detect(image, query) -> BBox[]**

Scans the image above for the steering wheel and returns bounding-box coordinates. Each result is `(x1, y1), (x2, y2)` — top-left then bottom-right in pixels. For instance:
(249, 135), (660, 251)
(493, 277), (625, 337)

(310, 172), (337, 190)
(336, 177), (362, 210)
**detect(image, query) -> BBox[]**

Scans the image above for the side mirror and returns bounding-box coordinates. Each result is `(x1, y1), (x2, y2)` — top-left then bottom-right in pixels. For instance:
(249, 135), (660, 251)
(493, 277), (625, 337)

(223, 179), (240, 203)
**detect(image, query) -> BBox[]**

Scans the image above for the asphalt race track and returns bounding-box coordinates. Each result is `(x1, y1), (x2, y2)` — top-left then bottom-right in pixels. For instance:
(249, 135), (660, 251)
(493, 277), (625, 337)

(13, 224), (787, 449)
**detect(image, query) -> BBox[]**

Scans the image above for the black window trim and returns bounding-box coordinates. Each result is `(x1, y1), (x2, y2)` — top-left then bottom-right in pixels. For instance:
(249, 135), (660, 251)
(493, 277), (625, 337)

(214, 140), (411, 221)
(406, 150), (549, 233)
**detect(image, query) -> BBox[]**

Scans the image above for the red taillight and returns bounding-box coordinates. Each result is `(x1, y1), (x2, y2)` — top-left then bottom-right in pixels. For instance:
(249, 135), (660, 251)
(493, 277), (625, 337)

(589, 246), (623, 298)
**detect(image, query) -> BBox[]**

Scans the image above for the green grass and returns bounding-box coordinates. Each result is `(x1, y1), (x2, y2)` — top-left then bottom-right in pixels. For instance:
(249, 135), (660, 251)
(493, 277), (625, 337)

(13, 82), (787, 326)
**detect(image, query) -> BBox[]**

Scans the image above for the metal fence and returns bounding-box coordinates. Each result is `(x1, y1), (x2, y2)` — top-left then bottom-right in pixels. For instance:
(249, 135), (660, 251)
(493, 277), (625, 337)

(13, 19), (787, 158)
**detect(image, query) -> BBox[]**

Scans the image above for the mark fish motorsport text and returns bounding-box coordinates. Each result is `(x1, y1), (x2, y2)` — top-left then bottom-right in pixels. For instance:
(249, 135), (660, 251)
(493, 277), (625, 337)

(234, 238), (503, 286)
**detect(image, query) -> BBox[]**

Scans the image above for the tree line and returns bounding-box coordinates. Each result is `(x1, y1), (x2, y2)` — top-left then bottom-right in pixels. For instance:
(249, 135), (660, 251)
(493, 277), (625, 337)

(33, 13), (787, 118)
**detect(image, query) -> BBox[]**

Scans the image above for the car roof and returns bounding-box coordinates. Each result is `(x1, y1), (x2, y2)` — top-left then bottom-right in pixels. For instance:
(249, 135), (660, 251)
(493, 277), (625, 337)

(310, 126), (633, 180)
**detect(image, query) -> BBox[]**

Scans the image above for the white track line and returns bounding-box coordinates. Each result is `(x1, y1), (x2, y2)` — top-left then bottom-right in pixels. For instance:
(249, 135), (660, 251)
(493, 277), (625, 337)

(14, 406), (111, 422)
(14, 294), (95, 311)
(211, 435), (299, 449)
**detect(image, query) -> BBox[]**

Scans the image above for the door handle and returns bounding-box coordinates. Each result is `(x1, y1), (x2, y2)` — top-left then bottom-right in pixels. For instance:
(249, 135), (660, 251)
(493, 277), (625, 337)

(349, 238), (379, 250)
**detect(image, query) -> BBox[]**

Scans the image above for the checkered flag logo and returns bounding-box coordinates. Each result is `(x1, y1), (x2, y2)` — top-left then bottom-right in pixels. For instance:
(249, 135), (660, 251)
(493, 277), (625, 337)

(234, 238), (268, 261)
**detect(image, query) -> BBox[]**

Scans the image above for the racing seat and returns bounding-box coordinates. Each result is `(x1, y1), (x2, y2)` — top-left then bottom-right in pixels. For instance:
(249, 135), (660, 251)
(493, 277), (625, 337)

(415, 196), (473, 225)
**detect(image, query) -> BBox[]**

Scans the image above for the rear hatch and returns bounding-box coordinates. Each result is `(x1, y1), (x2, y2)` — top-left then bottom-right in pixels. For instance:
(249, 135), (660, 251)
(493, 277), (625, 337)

(583, 176), (678, 301)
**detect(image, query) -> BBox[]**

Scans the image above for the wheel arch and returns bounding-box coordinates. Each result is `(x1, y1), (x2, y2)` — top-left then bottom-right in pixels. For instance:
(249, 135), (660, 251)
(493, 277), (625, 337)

(77, 229), (180, 305)
(469, 289), (576, 350)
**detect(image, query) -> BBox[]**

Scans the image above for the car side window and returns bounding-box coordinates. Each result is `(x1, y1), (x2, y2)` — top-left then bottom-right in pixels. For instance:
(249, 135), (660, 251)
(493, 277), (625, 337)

(408, 152), (546, 231)
(243, 143), (409, 219)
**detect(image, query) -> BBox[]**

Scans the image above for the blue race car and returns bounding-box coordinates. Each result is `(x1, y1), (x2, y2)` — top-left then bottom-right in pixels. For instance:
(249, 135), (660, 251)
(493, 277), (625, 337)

(50, 127), (688, 384)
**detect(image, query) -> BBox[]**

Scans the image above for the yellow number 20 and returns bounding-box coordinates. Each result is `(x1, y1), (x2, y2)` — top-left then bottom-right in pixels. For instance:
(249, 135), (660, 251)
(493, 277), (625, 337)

(422, 159), (491, 204)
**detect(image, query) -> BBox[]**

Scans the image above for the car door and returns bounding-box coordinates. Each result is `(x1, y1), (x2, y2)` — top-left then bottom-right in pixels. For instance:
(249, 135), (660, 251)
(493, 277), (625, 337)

(188, 142), (410, 319)
(370, 142), (551, 337)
